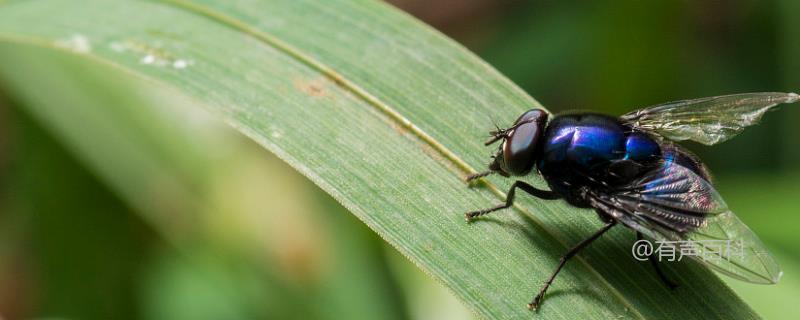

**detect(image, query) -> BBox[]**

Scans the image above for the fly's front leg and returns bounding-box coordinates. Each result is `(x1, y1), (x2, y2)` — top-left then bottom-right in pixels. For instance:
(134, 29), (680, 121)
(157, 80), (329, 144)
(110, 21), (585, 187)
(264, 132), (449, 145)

(465, 181), (560, 222)
(465, 170), (494, 183)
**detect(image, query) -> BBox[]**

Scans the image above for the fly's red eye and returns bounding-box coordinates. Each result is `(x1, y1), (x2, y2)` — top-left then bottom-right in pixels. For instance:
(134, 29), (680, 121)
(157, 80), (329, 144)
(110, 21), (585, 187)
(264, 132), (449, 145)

(502, 109), (548, 175)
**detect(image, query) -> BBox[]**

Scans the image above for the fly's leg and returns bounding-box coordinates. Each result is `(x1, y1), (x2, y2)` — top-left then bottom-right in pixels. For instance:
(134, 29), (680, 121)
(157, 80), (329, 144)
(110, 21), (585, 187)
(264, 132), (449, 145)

(528, 221), (617, 311)
(465, 181), (560, 222)
(465, 170), (494, 183)
(637, 232), (679, 290)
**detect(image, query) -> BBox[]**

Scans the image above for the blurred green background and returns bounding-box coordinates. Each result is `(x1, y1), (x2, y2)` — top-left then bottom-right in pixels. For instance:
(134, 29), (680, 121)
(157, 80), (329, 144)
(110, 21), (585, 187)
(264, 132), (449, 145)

(1, 0), (799, 319)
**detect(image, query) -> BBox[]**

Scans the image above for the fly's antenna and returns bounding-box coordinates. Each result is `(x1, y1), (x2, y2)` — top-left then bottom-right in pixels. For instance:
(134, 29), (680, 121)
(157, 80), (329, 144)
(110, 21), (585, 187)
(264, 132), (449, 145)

(486, 121), (527, 146)
(488, 113), (501, 132)
(484, 134), (504, 146)
(485, 116), (507, 145)
(491, 121), (502, 135)
(465, 170), (494, 183)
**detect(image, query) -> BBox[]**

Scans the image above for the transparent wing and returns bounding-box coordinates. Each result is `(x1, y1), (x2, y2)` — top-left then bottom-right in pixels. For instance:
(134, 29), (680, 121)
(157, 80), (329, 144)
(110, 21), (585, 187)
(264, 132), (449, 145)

(589, 161), (782, 284)
(621, 92), (799, 145)
(685, 210), (783, 284)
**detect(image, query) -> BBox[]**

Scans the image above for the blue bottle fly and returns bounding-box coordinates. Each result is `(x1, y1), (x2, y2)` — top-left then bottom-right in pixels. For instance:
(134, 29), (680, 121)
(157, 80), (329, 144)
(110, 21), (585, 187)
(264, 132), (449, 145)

(465, 92), (796, 310)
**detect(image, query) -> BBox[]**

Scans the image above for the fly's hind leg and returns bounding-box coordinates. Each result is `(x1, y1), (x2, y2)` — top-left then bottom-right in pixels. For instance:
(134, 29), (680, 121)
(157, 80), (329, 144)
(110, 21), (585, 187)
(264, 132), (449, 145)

(465, 181), (560, 222)
(528, 220), (617, 310)
(637, 232), (679, 290)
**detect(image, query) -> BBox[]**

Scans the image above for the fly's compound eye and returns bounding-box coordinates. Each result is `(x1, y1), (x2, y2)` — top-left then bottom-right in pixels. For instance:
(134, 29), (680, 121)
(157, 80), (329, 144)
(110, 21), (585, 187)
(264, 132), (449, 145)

(501, 109), (548, 176)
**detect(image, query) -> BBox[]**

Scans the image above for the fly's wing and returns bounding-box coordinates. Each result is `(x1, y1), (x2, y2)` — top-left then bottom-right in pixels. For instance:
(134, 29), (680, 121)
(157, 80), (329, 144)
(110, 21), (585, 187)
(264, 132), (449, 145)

(588, 161), (782, 284)
(621, 92), (799, 145)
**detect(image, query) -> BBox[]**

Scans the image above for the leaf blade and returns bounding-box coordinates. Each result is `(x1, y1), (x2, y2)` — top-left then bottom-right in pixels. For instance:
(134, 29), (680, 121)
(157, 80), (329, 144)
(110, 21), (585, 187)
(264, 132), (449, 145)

(0, 0), (758, 318)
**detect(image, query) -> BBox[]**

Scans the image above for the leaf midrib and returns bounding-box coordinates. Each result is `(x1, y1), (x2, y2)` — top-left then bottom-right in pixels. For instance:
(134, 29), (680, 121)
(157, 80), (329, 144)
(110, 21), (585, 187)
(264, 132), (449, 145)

(0, 0), (645, 317)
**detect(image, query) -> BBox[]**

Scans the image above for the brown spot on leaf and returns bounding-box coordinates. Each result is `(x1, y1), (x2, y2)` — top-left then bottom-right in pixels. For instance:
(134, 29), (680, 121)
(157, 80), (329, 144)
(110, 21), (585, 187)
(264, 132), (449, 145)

(419, 139), (461, 175)
(387, 119), (410, 135)
(294, 77), (330, 98)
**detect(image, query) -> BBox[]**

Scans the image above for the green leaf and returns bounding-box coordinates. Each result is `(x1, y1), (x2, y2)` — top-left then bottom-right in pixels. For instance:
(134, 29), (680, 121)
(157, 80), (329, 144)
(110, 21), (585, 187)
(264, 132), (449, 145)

(0, 0), (758, 318)
(1, 52), (412, 319)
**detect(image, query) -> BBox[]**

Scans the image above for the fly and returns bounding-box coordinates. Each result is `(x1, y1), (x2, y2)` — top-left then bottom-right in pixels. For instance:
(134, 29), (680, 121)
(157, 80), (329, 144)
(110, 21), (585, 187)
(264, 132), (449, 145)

(465, 92), (796, 310)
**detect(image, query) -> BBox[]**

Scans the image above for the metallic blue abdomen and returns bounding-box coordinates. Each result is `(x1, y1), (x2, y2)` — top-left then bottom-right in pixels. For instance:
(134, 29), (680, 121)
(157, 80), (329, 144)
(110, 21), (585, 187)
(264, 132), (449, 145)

(538, 113), (661, 207)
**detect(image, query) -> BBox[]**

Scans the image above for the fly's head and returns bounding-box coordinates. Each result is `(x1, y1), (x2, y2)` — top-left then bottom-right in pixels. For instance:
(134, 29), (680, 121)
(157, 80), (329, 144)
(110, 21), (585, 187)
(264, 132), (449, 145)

(487, 109), (548, 177)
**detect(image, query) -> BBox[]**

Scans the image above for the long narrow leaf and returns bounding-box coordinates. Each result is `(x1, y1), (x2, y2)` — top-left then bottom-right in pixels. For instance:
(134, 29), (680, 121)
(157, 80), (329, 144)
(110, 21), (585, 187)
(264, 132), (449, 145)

(0, 1), (757, 318)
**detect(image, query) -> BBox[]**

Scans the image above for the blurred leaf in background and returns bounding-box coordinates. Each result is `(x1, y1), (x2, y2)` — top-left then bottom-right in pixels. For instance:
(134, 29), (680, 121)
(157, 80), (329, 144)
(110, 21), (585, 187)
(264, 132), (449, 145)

(2, 103), (155, 320)
(0, 51), (430, 320)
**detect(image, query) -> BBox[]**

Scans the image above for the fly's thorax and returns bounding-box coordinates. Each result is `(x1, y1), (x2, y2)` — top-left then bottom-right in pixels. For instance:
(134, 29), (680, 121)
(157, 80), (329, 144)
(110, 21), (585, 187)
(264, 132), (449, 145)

(537, 113), (664, 198)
